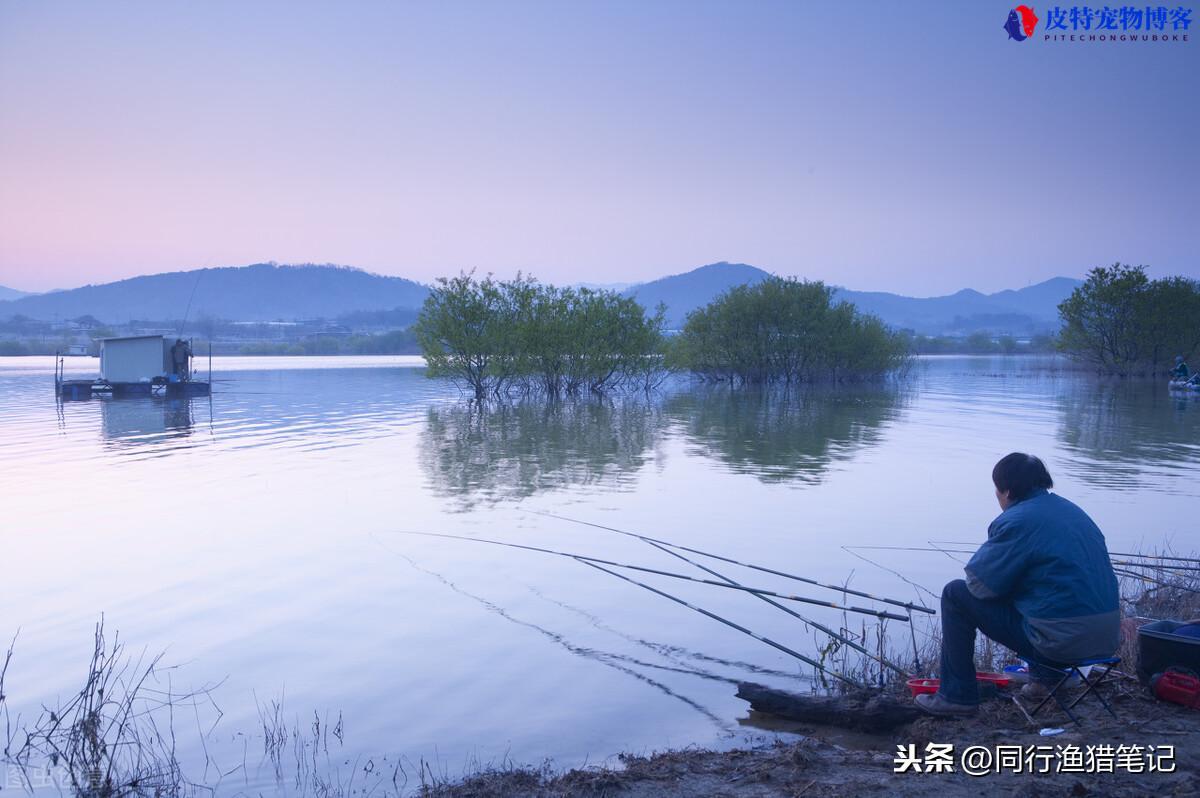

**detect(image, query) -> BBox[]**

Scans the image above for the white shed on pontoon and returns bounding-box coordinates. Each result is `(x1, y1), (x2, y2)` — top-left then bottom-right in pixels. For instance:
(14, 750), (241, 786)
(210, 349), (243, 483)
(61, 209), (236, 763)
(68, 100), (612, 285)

(99, 335), (171, 383)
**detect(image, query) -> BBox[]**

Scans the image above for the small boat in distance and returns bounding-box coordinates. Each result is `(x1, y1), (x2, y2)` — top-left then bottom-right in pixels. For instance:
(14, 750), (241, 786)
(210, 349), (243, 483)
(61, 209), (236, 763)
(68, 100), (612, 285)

(1168, 378), (1200, 394)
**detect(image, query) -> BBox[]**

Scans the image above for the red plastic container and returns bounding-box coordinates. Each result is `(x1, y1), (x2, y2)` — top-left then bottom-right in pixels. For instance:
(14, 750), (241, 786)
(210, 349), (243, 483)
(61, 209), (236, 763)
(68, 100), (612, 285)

(975, 671), (1012, 688)
(907, 678), (939, 695)
(906, 672), (1012, 696)
(1151, 669), (1200, 710)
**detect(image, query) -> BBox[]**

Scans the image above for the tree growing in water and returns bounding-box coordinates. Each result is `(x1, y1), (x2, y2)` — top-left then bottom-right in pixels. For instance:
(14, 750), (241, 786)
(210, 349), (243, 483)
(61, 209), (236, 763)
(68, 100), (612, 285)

(1057, 264), (1200, 376)
(414, 272), (666, 399)
(669, 277), (910, 384)
(413, 273), (521, 399)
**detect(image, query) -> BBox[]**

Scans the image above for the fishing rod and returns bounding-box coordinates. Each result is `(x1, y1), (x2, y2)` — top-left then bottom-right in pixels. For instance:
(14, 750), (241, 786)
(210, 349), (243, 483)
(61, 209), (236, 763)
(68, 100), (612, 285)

(529, 510), (935, 616)
(1113, 568), (1200, 595)
(850, 545), (1200, 573)
(927, 540), (969, 564)
(640, 538), (912, 679)
(177, 270), (203, 337)
(931, 541), (1200, 565)
(575, 558), (863, 688)
(845, 545), (975, 554)
(374, 533), (861, 690)
(393, 531), (911, 622)
(531, 511), (912, 677)
(1111, 559), (1200, 574)
(1111, 552), (1200, 564)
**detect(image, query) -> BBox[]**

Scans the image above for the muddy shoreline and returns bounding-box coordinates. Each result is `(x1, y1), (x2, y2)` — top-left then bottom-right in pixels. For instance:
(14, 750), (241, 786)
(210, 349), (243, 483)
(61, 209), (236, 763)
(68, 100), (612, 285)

(421, 686), (1200, 797)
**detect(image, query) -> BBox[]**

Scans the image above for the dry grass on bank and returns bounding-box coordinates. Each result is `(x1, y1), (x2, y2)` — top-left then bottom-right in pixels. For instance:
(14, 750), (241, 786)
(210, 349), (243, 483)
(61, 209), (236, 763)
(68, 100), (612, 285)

(2, 552), (1197, 798)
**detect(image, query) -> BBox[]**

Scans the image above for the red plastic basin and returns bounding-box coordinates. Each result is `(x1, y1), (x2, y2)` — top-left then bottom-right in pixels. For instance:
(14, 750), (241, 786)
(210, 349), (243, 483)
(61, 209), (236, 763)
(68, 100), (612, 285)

(906, 672), (1012, 696)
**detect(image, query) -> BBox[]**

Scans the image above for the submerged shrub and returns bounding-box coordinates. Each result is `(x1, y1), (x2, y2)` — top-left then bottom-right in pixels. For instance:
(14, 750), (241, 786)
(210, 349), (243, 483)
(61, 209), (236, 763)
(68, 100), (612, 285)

(415, 272), (667, 399)
(1057, 263), (1200, 377)
(670, 277), (910, 384)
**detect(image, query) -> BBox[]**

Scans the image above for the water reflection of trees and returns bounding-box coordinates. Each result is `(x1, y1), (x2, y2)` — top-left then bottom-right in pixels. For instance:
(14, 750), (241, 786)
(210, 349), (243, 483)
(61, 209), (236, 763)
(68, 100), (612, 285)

(664, 385), (906, 484)
(1056, 381), (1200, 491)
(419, 398), (665, 508)
(421, 384), (907, 505)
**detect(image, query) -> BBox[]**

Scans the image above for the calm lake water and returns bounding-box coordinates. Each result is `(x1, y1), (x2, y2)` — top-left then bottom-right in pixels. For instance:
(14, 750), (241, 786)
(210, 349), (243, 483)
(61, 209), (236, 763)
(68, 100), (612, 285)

(2, 355), (1198, 790)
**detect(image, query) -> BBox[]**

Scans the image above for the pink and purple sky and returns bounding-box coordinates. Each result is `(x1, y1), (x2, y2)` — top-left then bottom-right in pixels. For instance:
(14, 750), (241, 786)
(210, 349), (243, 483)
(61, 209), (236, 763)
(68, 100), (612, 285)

(1, 1), (1196, 295)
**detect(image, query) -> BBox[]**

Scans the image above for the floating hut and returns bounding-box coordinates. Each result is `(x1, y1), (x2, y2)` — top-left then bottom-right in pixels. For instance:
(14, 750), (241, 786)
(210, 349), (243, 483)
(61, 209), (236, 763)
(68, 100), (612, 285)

(56, 335), (211, 400)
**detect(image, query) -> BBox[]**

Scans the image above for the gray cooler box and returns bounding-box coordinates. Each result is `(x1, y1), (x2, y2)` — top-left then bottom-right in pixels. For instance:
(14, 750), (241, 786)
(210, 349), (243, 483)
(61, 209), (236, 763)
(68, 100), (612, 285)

(1137, 620), (1200, 684)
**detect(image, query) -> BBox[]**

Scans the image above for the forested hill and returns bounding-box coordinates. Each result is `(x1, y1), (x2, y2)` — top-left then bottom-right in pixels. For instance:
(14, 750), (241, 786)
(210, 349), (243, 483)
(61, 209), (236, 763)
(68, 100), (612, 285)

(0, 263), (430, 322)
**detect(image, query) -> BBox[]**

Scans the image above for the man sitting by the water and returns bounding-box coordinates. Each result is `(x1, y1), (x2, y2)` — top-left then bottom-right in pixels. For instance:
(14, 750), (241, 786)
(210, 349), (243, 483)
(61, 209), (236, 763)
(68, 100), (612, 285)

(915, 453), (1120, 716)
(1172, 355), (1191, 381)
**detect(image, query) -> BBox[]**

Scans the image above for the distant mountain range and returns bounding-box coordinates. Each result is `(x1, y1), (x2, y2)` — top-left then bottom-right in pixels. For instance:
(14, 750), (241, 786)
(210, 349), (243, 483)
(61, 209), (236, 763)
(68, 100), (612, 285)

(626, 262), (1080, 334)
(0, 285), (32, 302)
(623, 262), (769, 326)
(839, 278), (1081, 336)
(0, 261), (1082, 335)
(0, 263), (428, 323)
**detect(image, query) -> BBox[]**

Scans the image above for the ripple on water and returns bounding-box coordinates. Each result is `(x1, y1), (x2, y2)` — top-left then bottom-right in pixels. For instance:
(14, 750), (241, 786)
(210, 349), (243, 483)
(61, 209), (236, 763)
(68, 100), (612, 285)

(0, 354), (1197, 782)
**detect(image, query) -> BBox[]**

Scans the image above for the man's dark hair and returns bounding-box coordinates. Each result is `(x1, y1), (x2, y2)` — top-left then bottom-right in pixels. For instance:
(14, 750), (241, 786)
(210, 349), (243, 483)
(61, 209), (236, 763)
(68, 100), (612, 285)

(992, 452), (1053, 502)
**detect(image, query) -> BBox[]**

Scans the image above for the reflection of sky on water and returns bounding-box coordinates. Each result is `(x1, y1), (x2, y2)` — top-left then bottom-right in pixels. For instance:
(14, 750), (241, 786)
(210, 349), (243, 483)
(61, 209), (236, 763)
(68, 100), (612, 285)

(1054, 380), (1200, 492)
(1, 354), (1198, 791)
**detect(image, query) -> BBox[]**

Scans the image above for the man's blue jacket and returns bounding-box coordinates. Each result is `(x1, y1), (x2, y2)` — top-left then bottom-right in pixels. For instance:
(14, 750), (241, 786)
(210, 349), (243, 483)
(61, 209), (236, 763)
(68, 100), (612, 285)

(964, 489), (1120, 662)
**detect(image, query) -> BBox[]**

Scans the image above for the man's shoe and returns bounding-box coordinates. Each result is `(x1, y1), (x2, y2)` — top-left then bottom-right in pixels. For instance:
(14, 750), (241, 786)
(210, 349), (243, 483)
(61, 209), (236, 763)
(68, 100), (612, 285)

(914, 693), (978, 717)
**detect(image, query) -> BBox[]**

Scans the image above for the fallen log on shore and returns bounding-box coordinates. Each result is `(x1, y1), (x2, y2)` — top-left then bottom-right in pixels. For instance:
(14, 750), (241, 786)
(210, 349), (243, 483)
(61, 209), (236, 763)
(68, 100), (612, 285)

(736, 682), (923, 732)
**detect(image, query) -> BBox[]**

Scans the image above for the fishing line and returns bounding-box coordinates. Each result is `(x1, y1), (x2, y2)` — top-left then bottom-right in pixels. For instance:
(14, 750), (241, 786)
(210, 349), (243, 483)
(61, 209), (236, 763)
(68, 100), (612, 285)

(927, 541), (969, 565)
(839, 546), (941, 603)
(525, 586), (809, 684)
(392, 550), (735, 730)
